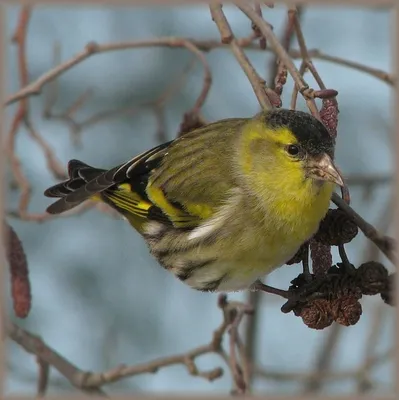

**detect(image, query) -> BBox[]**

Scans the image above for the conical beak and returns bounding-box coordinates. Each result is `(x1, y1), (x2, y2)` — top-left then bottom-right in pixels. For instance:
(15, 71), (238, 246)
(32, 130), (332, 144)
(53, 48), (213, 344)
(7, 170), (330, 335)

(306, 153), (344, 187)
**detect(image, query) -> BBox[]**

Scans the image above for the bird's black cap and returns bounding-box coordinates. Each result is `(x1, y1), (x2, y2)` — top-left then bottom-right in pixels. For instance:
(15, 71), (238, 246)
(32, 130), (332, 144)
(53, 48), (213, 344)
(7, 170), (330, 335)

(258, 109), (335, 158)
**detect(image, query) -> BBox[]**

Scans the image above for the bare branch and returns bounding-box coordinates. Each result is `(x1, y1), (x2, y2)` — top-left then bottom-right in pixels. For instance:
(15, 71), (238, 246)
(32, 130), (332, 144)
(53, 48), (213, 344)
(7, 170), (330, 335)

(210, 3), (274, 109)
(332, 193), (396, 264)
(7, 296), (253, 393)
(6, 38), (212, 113)
(256, 348), (393, 383)
(303, 323), (342, 393)
(6, 320), (107, 397)
(35, 357), (50, 398)
(5, 38), (394, 109)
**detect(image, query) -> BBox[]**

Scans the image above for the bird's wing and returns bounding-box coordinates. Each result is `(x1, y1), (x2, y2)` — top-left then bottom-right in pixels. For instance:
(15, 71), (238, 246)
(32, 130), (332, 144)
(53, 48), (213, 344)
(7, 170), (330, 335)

(107, 119), (242, 230)
(44, 141), (171, 216)
(45, 118), (243, 232)
(141, 120), (241, 228)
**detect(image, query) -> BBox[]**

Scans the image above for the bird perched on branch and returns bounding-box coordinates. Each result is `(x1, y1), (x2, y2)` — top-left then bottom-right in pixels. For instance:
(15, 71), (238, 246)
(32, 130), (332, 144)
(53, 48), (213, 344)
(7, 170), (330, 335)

(44, 109), (344, 293)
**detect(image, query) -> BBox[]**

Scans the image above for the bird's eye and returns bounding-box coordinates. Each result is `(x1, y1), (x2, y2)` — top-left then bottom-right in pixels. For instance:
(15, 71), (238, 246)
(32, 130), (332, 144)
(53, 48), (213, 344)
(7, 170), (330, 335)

(286, 145), (300, 156)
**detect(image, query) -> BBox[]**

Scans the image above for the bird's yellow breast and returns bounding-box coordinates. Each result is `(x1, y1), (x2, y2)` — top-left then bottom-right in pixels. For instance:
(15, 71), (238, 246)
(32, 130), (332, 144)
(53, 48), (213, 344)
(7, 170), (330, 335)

(219, 179), (334, 281)
(267, 179), (334, 243)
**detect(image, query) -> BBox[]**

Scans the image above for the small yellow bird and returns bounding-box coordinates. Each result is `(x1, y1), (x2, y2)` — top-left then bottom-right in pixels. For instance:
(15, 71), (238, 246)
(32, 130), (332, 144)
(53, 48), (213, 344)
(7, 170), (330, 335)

(44, 109), (344, 293)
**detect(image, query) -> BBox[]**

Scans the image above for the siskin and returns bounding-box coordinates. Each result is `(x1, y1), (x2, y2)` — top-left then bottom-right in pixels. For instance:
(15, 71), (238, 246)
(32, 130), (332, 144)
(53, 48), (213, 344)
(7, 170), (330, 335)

(44, 109), (344, 293)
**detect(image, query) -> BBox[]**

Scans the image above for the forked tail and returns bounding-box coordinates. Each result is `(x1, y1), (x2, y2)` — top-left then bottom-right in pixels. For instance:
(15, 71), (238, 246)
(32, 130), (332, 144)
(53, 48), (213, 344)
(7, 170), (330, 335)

(44, 159), (111, 215)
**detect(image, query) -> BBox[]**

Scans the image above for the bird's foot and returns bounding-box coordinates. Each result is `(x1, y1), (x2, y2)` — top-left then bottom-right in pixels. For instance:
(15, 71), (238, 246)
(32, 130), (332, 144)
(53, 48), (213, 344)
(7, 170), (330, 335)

(252, 277), (326, 314)
(251, 280), (290, 299)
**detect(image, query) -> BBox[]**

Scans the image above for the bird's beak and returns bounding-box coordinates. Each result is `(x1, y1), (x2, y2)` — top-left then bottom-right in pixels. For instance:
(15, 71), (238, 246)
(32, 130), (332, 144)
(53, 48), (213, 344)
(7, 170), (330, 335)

(306, 153), (344, 187)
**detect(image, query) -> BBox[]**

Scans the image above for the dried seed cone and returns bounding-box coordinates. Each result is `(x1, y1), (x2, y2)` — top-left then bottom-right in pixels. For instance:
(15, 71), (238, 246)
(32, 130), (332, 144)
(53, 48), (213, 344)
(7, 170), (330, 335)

(357, 261), (388, 295)
(381, 273), (395, 306)
(296, 299), (334, 330)
(310, 240), (332, 276)
(5, 223), (32, 318)
(314, 209), (358, 246)
(319, 97), (339, 139)
(274, 61), (287, 97)
(331, 295), (362, 326)
(289, 272), (314, 289)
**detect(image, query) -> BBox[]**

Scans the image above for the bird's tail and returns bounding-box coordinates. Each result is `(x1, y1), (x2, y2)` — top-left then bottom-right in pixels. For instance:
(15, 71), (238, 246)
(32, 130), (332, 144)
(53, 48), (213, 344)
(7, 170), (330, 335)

(44, 159), (111, 215)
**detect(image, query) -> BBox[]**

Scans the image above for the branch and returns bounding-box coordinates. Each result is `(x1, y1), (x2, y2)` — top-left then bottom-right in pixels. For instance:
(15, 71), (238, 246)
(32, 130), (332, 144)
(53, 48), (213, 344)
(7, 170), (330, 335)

(7, 199), (120, 223)
(302, 323), (342, 393)
(6, 6), (67, 221)
(6, 38), (212, 113)
(270, 7), (299, 101)
(244, 5), (304, 385)
(6, 295), (253, 394)
(4, 36), (394, 109)
(237, 4), (306, 91)
(6, 320), (107, 397)
(42, 41), (93, 147)
(210, 3), (274, 109)
(344, 173), (391, 187)
(237, 3), (321, 117)
(44, 49), (197, 146)
(308, 49), (394, 85)
(251, 2), (267, 50)
(36, 357), (50, 398)
(256, 347), (393, 383)
(331, 193), (396, 264)
(356, 301), (387, 392)
(6, 6), (33, 217)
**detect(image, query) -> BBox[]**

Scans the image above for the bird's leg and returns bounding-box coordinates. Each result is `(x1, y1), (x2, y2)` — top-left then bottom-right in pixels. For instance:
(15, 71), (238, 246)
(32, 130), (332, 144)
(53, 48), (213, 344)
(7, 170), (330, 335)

(251, 280), (290, 299)
(338, 244), (357, 274)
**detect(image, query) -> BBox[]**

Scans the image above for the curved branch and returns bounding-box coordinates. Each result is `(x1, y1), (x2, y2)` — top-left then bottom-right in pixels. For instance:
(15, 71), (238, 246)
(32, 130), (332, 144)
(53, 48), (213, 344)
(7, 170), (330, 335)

(5, 38), (212, 113)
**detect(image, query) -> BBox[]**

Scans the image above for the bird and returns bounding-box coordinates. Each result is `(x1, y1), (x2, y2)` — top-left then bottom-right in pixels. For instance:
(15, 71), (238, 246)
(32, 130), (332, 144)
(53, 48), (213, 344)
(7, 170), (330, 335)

(44, 109), (344, 293)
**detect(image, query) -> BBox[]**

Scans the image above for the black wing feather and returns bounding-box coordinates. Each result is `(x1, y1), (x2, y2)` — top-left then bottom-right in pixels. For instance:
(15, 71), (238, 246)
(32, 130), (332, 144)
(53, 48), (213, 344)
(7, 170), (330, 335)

(44, 142), (173, 216)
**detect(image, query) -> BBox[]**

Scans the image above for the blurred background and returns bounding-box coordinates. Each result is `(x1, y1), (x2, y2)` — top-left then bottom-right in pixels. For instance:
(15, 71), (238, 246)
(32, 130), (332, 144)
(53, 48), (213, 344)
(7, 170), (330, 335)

(4, 3), (395, 396)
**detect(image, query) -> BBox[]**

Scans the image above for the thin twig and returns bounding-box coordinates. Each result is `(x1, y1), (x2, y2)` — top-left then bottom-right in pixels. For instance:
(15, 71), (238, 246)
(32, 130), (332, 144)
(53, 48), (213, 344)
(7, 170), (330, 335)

(303, 322), (342, 393)
(238, 4), (308, 92)
(6, 6), (33, 217)
(45, 52), (197, 146)
(8, 199), (119, 223)
(210, 4), (273, 109)
(243, 290), (261, 385)
(270, 7), (299, 102)
(290, 61), (307, 110)
(35, 357), (50, 398)
(6, 6), (67, 221)
(226, 304), (253, 393)
(357, 301), (387, 392)
(5, 38), (394, 108)
(331, 193), (396, 264)
(6, 38), (212, 113)
(289, 6), (321, 118)
(6, 320), (107, 396)
(251, 2), (267, 49)
(308, 49), (394, 85)
(237, 3), (323, 118)
(243, 8), (304, 378)
(6, 296), (252, 393)
(345, 173), (392, 187)
(356, 194), (394, 391)
(256, 348), (393, 383)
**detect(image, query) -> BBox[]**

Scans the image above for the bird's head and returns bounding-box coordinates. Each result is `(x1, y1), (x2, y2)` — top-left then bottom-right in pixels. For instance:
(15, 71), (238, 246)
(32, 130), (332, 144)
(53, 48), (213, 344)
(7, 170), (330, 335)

(238, 109), (344, 196)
